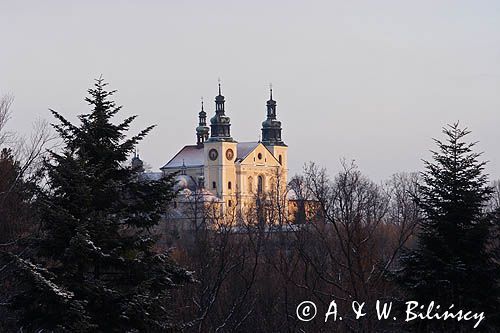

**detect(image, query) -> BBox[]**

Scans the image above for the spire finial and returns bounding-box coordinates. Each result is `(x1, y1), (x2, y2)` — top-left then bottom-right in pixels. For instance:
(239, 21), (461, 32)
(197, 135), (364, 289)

(201, 96), (204, 111)
(218, 77), (222, 95)
(269, 83), (273, 100)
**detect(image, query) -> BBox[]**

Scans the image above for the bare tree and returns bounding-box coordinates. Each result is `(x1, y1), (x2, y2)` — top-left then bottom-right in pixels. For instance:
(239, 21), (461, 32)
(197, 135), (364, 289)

(0, 95), (55, 243)
(167, 195), (263, 332)
(0, 95), (14, 148)
(0, 101), (55, 244)
(382, 172), (421, 272)
(280, 162), (421, 331)
(0, 95), (56, 199)
(167, 160), (422, 332)
(0, 94), (56, 331)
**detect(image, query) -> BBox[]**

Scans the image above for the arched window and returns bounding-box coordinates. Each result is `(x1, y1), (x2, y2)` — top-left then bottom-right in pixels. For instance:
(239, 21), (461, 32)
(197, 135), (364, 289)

(278, 155), (282, 165)
(228, 181), (232, 190)
(257, 175), (263, 194)
(228, 200), (232, 207)
(248, 176), (253, 192)
(212, 181), (216, 189)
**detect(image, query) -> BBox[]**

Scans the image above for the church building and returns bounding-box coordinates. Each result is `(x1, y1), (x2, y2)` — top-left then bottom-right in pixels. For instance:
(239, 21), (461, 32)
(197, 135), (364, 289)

(160, 84), (288, 217)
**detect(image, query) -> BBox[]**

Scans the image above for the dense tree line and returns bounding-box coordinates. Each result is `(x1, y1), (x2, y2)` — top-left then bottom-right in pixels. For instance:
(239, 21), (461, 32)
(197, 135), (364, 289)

(1, 80), (499, 332)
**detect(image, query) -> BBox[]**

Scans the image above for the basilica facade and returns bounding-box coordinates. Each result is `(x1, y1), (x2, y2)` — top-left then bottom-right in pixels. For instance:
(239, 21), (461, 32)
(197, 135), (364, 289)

(160, 84), (288, 216)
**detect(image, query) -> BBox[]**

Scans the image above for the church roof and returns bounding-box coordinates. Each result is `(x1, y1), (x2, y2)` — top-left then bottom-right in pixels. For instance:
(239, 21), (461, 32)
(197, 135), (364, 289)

(161, 145), (204, 169)
(162, 141), (280, 169)
(235, 142), (260, 162)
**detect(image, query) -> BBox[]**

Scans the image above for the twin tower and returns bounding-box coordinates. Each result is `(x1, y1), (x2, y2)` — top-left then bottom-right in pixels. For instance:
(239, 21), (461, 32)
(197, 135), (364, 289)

(161, 82), (287, 212)
(195, 83), (286, 147)
(180, 83), (289, 210)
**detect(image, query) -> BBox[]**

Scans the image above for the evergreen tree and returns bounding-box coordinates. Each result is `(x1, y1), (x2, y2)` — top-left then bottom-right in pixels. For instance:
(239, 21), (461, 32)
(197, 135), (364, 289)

(398, 123), (499, 329)
(7, 78), (191, 332)
(0, 148), (32, 243)
(0, 149), (39, 332)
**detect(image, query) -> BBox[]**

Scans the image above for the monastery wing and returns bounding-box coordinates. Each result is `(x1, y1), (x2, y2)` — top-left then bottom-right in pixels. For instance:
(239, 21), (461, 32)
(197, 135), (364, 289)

(160, 145), (205, 169)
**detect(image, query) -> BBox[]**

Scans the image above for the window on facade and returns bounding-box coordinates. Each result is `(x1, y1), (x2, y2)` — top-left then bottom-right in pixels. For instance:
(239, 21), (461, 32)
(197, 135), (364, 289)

(258, 153), (263, 160)
(228, 200), (232, 207)
(279, 155), (282, 165)
(212, 181), (216, 189)
(257, 175), (263, 194)
(228, 181), (232, 190)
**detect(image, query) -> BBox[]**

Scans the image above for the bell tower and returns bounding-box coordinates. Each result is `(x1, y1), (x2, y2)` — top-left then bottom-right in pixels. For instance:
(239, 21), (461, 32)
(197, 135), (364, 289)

(196, 98), (210, 146)
(261, 86), (288, 186)
(204, 82), (237, 210)
(261, 85), (285, 146)
(208, 82), (234, 142)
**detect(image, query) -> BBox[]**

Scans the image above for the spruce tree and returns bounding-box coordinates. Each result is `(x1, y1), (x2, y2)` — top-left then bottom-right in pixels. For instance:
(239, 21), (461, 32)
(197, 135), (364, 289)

(7, 78), (191, 332)
(0, 148), (32, 243)
(398, 123), (499, 329)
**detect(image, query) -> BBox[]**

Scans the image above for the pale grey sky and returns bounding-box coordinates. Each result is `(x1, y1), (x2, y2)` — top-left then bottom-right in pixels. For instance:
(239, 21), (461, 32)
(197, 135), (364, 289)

(1, 0), (499, 181)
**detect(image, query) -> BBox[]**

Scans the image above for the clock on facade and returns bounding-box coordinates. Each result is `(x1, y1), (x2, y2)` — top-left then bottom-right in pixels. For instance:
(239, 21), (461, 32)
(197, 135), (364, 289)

(225, 148), (234, 160)
(209, 148), (218, 161)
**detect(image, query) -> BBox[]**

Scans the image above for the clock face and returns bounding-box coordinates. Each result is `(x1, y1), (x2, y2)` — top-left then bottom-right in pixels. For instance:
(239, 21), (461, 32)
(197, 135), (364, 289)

(226, 148), (234, 160)
(209, 148), (218, 161)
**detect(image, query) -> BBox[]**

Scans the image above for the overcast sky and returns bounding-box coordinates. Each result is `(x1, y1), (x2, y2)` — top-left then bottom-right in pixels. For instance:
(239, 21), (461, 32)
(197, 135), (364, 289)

(1, 1), (499, 181)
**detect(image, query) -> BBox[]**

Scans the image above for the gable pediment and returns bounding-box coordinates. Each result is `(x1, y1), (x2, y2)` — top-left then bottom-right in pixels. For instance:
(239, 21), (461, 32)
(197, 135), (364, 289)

(237, 142), (280, 167)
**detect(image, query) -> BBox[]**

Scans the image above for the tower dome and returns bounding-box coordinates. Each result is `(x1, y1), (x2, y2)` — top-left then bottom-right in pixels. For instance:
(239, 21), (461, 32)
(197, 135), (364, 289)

(131, 150), (144, 172)
(261, 86), (285, 146)
(208, 82), (234, 142)
(196, 98), (210, 145)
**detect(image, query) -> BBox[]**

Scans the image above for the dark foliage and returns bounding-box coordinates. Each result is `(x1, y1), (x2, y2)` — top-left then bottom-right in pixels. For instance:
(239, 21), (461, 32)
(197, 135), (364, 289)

(6, 78), (192, 332)
(0, 148), (37, 243)
(398, 123), (500, 330)
(0, 149), (40, 332)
